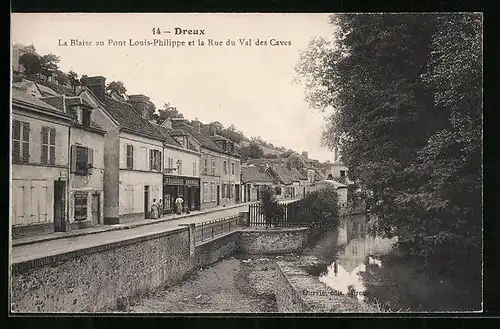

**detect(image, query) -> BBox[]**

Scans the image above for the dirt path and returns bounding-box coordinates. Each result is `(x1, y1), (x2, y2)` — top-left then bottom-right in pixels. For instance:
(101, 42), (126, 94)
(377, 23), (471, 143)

(129, 255), (283, 313)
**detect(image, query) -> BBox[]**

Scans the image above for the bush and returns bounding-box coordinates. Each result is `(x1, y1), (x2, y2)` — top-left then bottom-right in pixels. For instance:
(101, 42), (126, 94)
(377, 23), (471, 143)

(260, 188), (284, 228)
(300, 186), (341, 241)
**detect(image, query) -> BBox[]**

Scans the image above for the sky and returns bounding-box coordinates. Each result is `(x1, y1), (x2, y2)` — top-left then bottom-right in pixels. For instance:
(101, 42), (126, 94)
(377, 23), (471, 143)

(11, 13), (336, 161)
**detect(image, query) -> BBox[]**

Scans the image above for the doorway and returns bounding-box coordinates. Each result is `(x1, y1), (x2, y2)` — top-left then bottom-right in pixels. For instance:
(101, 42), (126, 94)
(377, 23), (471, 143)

(217, 185), (220, 206)
(91, 192), (100, 224)
(144, 185), (150, 219)
(53, 180), (66, 232)
(235, 184), (240, 203)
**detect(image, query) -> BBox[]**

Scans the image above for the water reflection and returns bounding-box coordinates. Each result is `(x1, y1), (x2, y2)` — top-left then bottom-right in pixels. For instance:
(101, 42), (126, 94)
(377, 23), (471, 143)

(318, 214), (396, 302)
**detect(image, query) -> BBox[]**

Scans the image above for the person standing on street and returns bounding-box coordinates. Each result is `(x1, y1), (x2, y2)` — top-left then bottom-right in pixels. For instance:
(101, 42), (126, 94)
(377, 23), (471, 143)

(158, 199), (163, 218)
(151, 198), (158, 219)
(175, 195), (184, 215)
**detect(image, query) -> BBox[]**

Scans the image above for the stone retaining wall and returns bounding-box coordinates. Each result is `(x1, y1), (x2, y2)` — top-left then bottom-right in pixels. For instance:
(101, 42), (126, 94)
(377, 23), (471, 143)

(10, 215), (310, 313)
(275, 260), (375, 313)
(239, 227), (309, 255)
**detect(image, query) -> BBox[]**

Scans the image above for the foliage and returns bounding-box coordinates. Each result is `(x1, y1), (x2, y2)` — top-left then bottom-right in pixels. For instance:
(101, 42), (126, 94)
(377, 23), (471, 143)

(299, 186), (340, 233)
(219, 124), (246, 144)
(54, 70), (69, 85)
(19, 53), (41, 76)
(40, 53), (60, 80)
(296, 13), (482, 278)
(239, 142), (265, 160)
(106, 80), (127, 95)
(259, 188), (284, 227)
(151, 103), (181, 123)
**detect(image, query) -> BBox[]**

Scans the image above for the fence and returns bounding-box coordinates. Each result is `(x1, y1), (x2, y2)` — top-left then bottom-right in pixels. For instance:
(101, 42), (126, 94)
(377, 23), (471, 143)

(249, 200), (305, 227)
(194, 214), (245, 244)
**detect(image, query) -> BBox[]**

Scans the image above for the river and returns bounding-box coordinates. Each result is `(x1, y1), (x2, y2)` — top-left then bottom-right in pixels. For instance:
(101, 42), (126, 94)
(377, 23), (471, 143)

(303, 213), (481, 312)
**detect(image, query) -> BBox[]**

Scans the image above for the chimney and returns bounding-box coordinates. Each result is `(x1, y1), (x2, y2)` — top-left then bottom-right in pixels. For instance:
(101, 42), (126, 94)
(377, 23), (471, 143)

(301, 151), (308, 159)
(161, 118), (173, 129)
(81, 76), (106, 99)
(128, 94), (151, 120)
(193, 120), (201, 133)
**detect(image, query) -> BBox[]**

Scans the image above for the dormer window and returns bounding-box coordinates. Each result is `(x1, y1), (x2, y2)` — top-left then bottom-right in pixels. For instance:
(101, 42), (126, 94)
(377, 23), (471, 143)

(82, 108), (91, 128)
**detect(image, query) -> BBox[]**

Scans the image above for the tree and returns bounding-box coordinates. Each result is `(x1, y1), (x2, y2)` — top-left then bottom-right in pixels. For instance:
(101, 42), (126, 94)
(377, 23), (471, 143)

(260, 188), (284, 228)
(106, 81), (127, 96)
(19, 53), (41, 76)
(207, 121), (223, 135)
(54, 70), (69, 85)
(39, 53), (60, 80)
(68, 70), (80, 93)
(220, 124), (245, 143)
(153, 102), (184, 124)
(239, 143), (265, 160)
(296, 14), (482, 280)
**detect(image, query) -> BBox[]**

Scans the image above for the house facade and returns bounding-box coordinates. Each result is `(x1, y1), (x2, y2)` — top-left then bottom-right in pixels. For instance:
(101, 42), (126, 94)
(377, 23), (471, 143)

(11, 87), (72, 237)
(80, 77), (165, 224)
(241, 165), (275, 202)
(172, 120), (241, 210)
(40, 94), (107, 229)
(156, 120), (201, 213)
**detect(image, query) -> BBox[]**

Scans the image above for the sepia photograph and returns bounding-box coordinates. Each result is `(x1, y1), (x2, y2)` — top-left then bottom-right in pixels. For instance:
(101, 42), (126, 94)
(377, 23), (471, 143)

(9, 12), (482, 314)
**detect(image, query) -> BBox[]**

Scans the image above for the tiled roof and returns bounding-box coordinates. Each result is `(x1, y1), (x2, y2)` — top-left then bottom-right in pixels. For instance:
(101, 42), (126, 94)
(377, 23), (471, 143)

(289, 167), (307, 180)
(36, 83), (60, 97)
(245, 157), (284, 166)
(39, 95), (103, 130)
(241, 166), (275, 184)
(66, 97), (92, 108)
(154, 124), (185, 148)
(12, 87), (67, 115)
(99, 95), (165, 141)
(40, 96), (65, 112)
(172, 122), (224, 153)
(24, 77), (76, 96)
(270, 165), (294, 185)
(12, 80), (35, 91)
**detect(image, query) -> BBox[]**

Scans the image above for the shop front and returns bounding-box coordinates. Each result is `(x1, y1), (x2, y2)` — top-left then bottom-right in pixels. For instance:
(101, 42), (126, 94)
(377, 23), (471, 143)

(163, 175), (201, 214)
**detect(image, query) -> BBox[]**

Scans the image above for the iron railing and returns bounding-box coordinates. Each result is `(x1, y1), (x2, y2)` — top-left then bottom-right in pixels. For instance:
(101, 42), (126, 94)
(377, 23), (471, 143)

(248, 200), (305, 227)
(194, 214), (245, 243)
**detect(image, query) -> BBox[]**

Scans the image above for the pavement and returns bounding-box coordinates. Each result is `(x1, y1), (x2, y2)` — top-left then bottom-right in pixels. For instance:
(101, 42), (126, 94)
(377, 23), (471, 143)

(11, 199), (301, 264)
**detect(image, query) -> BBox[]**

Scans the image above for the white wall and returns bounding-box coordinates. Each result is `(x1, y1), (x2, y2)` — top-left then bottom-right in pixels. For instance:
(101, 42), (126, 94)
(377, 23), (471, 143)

(163, 146), (200, 177)
(119, 132), (163, 171)
(119, 171), (162, 215)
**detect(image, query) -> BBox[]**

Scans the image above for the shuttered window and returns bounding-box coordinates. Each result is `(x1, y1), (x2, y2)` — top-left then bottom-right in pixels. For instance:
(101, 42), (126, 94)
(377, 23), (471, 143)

(177, 160), (183, 175)
(211, 157), (216, 175)
(203, 156), (208, 175)
(71, 145), (93, 175)
(41, 127), (56, 165)
(149, 149), (161, 171)
(126, 144), (134, 169)
(12, 120), (30, 163)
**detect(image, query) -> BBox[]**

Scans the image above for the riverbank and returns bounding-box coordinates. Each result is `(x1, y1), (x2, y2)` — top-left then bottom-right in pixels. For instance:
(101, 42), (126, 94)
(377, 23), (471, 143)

(129, 254), (295, 313)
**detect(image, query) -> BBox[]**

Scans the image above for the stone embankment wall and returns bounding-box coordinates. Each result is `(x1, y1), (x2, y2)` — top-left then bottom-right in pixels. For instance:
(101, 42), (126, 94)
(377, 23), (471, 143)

(239, 227), (309, 255)
(274, 260), (376, 313)
(11, 212), (310, 313)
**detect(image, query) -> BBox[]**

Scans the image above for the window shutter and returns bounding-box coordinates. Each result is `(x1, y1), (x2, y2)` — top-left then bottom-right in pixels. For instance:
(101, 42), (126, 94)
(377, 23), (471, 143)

(158, 151), (162, 171)
(22, 122), (30, 162)
(13, 120), (20, 140)
(71, 145), (77, 173)
(12, 141), (20, 162)
(50, 128), (56, 145)
(41, 127), (48, 164)
(88, 148), (94, 166)
(149, 149), (153, 170)
(130, 145), (134, 169)
(49, 146), (55, 165)
(22, 122), (30, 142)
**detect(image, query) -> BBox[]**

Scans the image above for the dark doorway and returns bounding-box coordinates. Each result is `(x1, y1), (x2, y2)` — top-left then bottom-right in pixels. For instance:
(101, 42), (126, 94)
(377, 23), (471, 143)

(256, 187), (260, 201)
(217, 185), (220, 206)
(144, 185), (150, 219)
(92, 192), (100, 224)
(53, 180), (66, 232)
(235, 184), (240, 203)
